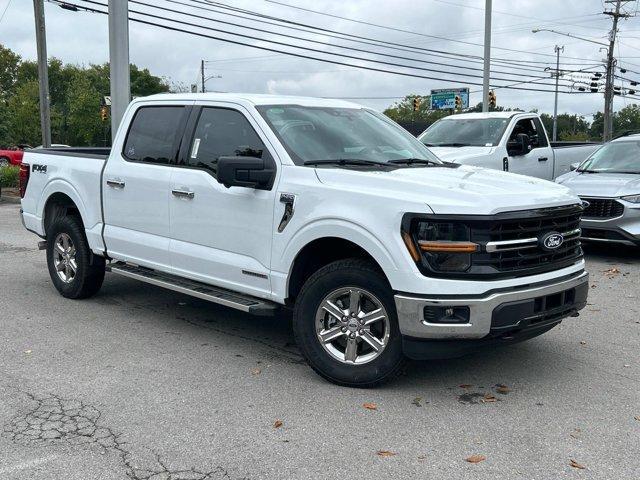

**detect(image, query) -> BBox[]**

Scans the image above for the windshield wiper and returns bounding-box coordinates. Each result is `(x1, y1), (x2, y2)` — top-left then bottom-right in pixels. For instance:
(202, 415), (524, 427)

(432, 142), (472, 147)
(577, 168), (600, 173)
(388, 158), (440, 166)
(303, 158), (391, 167)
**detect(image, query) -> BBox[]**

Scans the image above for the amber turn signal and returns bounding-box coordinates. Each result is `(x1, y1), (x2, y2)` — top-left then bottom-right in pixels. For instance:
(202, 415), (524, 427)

(418, 241), (479, 253)
(401, 231), (421, 262)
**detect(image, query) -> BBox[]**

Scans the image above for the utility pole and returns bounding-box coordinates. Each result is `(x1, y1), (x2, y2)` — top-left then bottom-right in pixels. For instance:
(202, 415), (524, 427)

(552, 45), (564, 142)
(482, 0), (492, 113)
(201, 59), (205, 93)
(33, 0), (51, 148)
(108, 0), (131, 140)
(603, 0), (632, 141)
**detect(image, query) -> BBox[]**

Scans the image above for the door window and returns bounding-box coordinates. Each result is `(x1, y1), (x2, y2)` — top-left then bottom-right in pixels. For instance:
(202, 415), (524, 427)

(123, 106), (188, 164)
(509, 118), (547, 150)
(187, 108), (271, 175)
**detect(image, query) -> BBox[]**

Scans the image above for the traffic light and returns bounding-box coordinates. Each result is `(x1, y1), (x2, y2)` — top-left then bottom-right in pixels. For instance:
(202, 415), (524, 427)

(412, 96), (421, 112)
(454, 95), (462, 110)
(100, 105), (108, 121)
(488, 90), (497, 109)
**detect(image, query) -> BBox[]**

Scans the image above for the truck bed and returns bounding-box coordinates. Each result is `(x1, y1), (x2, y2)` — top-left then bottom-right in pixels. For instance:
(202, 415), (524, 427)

(20, 148), (108, 254)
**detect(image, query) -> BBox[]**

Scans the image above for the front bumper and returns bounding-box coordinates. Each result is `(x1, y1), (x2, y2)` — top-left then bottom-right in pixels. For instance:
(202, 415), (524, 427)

(580, 198), (640, 246)
(394, 270), (589, 341)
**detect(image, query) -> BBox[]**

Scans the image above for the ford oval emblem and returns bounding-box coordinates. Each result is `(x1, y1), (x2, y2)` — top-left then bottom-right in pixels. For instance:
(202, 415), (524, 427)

(540, 232), (564, 251)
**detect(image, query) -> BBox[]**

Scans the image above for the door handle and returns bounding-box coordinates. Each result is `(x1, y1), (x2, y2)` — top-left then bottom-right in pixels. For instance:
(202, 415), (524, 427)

(172, 189), (195, 199)
(106, 179), (125, 188)
(538, 157), (549, 162)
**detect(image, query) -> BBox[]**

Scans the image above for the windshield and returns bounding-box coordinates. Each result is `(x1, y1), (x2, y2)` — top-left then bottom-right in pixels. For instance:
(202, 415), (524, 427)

(578, 140), (640, 173)
(256, 105), (441, 166)
(418, 117), (509, 147)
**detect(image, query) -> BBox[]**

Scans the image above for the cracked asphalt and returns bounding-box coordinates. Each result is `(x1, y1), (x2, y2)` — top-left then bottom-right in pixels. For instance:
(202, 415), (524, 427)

(1, 200), (639, 479)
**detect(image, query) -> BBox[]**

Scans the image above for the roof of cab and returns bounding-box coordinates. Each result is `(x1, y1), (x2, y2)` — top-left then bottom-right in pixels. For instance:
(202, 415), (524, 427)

(134, 92), (363, 109)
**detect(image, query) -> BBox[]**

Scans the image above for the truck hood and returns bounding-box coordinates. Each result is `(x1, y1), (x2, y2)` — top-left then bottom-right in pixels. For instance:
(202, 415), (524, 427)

(556, 171), (640, 197)
(315, 165), (578, 215)
(427, 146), (495, 165)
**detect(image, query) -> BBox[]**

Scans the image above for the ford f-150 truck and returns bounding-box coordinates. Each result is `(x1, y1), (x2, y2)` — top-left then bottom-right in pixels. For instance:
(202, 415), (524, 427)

(418, 112), (600, 180)
(19, 93), (589, 387)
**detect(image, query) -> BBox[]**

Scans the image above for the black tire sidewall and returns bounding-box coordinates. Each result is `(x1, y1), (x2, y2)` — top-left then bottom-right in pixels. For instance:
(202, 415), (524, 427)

(46, 216), (99, 298)
(294, 260), (404, 387)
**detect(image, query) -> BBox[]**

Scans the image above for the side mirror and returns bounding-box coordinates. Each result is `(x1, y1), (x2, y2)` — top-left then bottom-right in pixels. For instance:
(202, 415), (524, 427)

(216, 156), (275, 190)
(570, 162), (580, 171)
(507, 133), (531, 157)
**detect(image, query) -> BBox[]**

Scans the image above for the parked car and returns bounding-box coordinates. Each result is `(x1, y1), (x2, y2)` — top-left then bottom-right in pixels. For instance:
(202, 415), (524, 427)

(0, 144), (32, 166)
(556, 133), (640, 245)
(417, 112), (600, 180)
(19, 93), (589, 387)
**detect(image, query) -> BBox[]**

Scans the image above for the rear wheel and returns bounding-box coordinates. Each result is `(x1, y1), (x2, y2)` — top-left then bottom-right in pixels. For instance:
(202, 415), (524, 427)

(293, 258), (405, 387)
(46, 215), (105, 299)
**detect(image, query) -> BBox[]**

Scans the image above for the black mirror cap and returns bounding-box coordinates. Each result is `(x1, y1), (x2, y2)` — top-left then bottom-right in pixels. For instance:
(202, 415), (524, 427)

(217, 156), (276, 190)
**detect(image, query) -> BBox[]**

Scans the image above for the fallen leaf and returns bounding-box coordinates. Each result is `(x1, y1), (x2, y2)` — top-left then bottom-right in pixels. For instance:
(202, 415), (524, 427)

(603, 267), (620, 278)
(251, 368), (261, 375)
(417, 455), (427, 460)
(459, 384), (473, 389)
(412, 397), (423, 407)
(624, 364), (631, 368)
(465, 454), (486, 464)
(569, 459), (586, 470)
(376, 450), (397, 457)
(273, 420), (283, 429)
(23, 350), (32, 354)
(634, 416), (639, 421)
(579, 341), (586, 345)
(481, 394), (497, 403)
(363, 402), (378, 411)
(495, 385), (511, 395)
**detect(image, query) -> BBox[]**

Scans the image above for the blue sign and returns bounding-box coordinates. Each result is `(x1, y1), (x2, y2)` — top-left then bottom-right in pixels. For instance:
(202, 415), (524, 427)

(430, 88), (470, 110)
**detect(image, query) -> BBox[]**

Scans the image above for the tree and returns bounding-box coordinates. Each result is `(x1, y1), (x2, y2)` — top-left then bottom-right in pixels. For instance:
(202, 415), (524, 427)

(0, 45), (171, 147)
(539, 113), (591, 141)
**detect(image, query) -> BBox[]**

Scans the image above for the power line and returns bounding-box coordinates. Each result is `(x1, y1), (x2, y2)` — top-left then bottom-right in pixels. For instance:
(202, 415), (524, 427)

(0, 0), (12, 24)
(78, 0), (578, 88)
(50, 0), (578, 94)
(258, 0), (603, 61)
(130, 0), (570, 81)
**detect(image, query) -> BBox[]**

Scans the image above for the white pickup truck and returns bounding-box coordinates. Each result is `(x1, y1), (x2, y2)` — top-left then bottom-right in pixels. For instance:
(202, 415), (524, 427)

(19, 93), (589, 387)
(418, 112), (600, 180)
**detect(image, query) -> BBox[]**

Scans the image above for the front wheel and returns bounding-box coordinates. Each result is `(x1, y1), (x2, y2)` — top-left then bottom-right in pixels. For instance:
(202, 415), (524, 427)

(0, 157), (9, 167)
(293, 259), (405, 387)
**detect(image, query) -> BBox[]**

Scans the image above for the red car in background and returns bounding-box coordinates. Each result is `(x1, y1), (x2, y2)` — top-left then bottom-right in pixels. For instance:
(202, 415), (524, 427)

(0, 145), (32, 166)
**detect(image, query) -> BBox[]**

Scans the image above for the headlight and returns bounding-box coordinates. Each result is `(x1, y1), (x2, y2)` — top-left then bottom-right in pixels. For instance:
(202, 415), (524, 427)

(403, 221), (478, 272)
(621, 194), (640, 203)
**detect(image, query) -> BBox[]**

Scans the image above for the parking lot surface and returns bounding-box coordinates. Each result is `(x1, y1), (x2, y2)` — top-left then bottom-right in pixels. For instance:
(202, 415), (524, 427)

(1, 200), (639, 479)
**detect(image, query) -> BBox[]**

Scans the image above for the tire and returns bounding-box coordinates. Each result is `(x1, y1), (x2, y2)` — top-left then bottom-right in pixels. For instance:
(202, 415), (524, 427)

(293, 258), (406, 388)
(0, 157), (9, 167)
(46, 215), (105, 299)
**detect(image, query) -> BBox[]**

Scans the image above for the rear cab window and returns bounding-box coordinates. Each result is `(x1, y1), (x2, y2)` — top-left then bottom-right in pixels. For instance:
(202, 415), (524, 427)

(123, 106), (189, 164)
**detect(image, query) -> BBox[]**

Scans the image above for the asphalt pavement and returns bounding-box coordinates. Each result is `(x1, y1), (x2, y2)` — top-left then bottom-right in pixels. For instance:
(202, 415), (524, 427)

(1, 200), (638, 479)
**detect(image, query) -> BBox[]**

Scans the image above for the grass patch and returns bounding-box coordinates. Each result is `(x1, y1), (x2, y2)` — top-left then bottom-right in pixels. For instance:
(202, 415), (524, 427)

(0, 165), (20, 188)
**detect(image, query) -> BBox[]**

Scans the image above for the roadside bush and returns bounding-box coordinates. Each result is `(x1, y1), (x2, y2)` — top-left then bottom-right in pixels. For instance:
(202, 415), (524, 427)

(0, 165), (19, 188)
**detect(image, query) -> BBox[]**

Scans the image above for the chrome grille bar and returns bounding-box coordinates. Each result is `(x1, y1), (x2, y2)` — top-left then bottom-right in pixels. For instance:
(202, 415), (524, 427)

(485, 228), (581, 253)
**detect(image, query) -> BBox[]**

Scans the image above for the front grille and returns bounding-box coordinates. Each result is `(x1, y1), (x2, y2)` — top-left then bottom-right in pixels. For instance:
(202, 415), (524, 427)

(580, 197), (624, 219)
(469, 205), (583, 278)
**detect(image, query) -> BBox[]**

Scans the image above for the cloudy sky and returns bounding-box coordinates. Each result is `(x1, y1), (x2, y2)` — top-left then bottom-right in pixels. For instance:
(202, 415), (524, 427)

(2, 0), (640, 119)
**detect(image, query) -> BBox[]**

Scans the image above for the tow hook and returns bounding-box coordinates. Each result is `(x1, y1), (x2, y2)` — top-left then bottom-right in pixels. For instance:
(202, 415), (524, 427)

(38, 240), (47, 250)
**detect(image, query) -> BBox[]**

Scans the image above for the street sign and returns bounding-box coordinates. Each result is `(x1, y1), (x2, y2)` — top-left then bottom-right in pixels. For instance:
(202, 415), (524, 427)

(103, 96), (112, 106)
(430, 88), (470, 110)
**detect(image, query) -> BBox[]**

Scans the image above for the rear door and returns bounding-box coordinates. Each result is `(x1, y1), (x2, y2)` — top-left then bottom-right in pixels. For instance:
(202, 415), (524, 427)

(169, 104), (278, 298)
(102, 103), (191, 271)
(506, 117), (554, 179)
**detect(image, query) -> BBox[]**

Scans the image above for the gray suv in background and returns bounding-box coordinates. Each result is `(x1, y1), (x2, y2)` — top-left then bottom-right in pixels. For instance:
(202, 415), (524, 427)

(556, 133), (640, 246)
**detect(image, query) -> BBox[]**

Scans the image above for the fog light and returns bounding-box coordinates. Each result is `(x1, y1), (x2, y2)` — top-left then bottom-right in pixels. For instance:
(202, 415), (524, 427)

(423, 306), (470, 324)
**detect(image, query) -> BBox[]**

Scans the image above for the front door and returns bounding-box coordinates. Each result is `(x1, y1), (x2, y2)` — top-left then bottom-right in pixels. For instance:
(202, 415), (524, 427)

(169, 105), (279, 299)
(506, 117), (554, 180)
(102, 104), (190, 271)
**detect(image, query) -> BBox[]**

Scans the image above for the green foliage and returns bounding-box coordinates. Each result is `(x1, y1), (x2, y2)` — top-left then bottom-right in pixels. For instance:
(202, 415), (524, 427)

(384, 95), (449, 125)
(539, 113), (591, 141)
(0, 165), (19, 188)
(0, 44), (170, 147)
